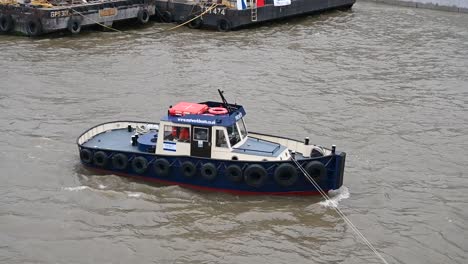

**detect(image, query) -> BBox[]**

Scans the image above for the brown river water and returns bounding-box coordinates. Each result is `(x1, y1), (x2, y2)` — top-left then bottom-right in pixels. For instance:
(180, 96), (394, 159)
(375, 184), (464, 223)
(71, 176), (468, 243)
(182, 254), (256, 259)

(1, 2), (467, 263)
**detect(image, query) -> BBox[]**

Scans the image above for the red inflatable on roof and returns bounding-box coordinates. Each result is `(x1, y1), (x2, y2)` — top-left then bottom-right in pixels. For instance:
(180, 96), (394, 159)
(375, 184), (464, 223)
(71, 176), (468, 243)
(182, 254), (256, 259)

(169, 102), (209, 116)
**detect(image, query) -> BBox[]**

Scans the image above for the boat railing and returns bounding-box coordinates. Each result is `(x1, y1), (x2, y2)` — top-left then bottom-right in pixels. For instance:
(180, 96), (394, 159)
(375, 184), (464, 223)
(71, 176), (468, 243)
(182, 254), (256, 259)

(77, 120), (159, 145)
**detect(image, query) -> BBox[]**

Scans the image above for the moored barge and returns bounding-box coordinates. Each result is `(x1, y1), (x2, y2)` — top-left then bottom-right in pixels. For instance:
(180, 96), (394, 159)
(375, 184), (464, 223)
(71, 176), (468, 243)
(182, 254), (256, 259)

(155, 0), (356, 31)
(0, 0), (155, 36)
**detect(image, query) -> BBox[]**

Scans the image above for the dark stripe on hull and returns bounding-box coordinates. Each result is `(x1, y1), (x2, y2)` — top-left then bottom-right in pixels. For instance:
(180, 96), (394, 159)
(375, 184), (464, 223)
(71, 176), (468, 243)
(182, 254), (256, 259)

(85, 165), (327, 196)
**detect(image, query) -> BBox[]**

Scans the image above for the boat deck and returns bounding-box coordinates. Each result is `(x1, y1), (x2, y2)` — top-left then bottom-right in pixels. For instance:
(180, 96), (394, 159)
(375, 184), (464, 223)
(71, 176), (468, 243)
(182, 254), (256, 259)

(82, 128), (146, 153)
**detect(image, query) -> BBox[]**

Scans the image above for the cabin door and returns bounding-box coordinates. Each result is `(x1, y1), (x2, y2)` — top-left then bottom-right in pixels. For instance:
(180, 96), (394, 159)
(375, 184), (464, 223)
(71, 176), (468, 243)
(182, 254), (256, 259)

(191, 126), (212, 158)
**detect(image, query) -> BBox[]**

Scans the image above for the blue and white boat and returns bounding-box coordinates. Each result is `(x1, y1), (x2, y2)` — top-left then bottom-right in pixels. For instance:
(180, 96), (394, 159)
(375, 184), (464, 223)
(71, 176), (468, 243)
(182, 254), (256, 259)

(77, 91), (346, 195)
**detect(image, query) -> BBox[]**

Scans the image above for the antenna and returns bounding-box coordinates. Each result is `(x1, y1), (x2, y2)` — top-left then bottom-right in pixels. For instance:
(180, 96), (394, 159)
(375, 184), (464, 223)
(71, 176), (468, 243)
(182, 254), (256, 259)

(218, 89), (234, 113)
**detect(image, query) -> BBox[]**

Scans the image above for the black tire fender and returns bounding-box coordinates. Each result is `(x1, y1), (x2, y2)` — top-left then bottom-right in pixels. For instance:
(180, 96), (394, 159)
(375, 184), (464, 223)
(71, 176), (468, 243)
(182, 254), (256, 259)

(304, 161), (327, 182)
(216, 18), (231, 32)
(93, 151), (108, 167)
(80, 149), (93, 164)
(162, 11), (172, 23)
(274, 163), (298, 187)
(200, 163), (217, 181)
(154, 158), (170, 177)
(132, 156), (148, 174)
(187, 15), (203, 29)
(137, 9), (150, 24)
(244, 164), (268, 188)
(226, 164), (243, 183)
(67, 16), (82, 34)
(112, 153), (128, 170)
(181, 161), (196, 178)
(0, 14), (14, 33)
(26, 18), (42, 37)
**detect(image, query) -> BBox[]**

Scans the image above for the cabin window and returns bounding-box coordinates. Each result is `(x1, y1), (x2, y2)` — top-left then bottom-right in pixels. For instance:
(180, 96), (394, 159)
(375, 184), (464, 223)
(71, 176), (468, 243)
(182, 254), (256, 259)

(237, 119), (248, 139)
(227, 124), (241, 146)
(215, 129), (228, 148)
(164, 125), (190, 142)
(193, 127), (209, 142)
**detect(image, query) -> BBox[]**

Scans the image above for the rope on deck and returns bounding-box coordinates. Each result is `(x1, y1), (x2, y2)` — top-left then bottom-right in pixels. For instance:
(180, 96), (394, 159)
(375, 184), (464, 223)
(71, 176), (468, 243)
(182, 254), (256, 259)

(290, 156), (390, 264)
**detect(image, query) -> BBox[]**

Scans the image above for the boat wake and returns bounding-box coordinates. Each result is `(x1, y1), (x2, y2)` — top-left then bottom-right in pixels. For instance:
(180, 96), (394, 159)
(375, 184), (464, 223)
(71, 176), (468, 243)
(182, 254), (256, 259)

(63, 186), (90, 191)
(319, 186), (350, 208)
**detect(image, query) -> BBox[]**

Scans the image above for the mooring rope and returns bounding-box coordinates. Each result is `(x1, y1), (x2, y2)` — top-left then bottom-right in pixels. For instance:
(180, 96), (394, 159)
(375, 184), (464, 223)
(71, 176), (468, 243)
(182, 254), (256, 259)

(69, 8), (123, 33)
(165, 3), (218, 31)
(290, 156), (390, 264)
(68, 3), (218, 35)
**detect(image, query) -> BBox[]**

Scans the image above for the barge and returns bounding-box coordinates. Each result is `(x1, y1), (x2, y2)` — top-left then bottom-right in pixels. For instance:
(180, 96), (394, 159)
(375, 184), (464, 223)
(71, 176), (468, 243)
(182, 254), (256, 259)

(155, 0), (356, 31)
(0, 0), (156, 36)
(77, 90), (346, 196)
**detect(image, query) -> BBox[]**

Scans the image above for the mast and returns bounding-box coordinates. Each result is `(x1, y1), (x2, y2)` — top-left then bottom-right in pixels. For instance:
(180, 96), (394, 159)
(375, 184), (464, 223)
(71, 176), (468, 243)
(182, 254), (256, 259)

(218, 89), (234, 114)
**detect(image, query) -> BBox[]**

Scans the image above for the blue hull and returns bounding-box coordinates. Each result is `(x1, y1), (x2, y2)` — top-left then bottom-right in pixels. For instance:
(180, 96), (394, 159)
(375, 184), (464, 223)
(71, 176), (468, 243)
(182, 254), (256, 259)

(78, 146), (346, 196)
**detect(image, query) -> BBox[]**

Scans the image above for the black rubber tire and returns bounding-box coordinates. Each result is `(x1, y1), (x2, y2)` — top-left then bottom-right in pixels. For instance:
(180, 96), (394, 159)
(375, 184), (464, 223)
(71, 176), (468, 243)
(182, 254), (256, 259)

(274, 163), (298, 187)
(187, 15), (203, 29)
(111, 153), (128, 170)
(132, 156), (148, 174)
(162, 11), (172, 23)
(67, 16), (82, 34)
(181, 161), (196, 178)
(26, 18), (42, 37)
(137, 9), (150, 24)
(0, 14), (14, 33)
(226, 164), (243, 183)
(93, 151), (108, 167)
(200, 163), (217, 181)
(80, 149), (93, 164)
(216, 18), (231, 32)
(244, 164), (268, 188)
(304, 161), (327, 182)
(154, 158), (170, 177)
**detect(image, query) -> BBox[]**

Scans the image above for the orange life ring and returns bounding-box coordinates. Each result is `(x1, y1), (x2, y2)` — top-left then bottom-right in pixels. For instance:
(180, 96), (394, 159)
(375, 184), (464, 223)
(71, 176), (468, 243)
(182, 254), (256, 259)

(208, 107), (228, 115)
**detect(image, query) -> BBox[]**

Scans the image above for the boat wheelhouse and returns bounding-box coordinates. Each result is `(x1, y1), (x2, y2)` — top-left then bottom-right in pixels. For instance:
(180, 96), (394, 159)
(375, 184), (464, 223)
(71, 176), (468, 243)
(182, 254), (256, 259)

(77, 91), (346, 195)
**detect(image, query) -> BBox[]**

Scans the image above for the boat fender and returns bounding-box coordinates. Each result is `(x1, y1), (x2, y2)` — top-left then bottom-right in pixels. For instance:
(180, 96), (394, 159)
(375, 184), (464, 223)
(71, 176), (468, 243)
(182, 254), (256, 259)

(181, 161), (196, 178)
(201, 163), (217, 181)
(112, 153), (128, 170)
(162, 11), (172, 23)
(304, 161), (326, 182)
(216, 18), (231, 32)
(154, 158), (170, 177)
(80, 149), (93, 164)
(187, 15), (203, 29)
(67, 16), (82, 34)
(244, 164), (268, 188)
(93, 151), (108, 167)
(274, 163), (298, 187)
(132, 156), (148, 174)
(0, 14), (14, 33)
(137, 9), (150, 24)
(226, 164), (243, 183)
(208, 107), (228, 115)
(26, 18), (42, 37)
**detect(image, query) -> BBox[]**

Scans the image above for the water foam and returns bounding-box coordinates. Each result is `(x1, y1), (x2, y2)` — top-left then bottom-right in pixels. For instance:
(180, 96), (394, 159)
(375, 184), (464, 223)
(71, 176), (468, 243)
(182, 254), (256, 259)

(63, 186), (89, 191)
(319, 186), (350, 208)
(126, 192), (143, 198)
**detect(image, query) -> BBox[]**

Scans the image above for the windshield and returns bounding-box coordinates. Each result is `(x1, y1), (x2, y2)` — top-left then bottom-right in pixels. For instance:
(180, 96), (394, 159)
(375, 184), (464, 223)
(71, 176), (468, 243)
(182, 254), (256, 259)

(237, 119), (248, 138)
(226, 124), (241, 146)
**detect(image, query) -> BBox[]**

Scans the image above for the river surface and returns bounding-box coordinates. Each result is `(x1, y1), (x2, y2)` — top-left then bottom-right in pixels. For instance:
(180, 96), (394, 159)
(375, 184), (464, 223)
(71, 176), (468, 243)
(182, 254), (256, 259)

(1, 2), (467, 264)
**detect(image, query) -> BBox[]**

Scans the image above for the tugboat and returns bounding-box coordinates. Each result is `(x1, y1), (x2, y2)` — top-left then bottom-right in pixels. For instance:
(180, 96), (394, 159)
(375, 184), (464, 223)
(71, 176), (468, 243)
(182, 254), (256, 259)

(77, 90), (346, 195)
